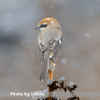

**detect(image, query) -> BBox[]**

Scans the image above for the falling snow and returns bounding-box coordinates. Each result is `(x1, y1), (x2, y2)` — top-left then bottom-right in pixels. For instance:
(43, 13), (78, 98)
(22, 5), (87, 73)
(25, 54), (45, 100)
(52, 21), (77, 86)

(12, 54), (14, 56)
(56, 75), (59, 77)
(40, 85), (43, 88)
(60, 58), (67, 65)
(50, 5), (54, 9)
(85, 32), (91, 37)
(26, 39), (31, 43)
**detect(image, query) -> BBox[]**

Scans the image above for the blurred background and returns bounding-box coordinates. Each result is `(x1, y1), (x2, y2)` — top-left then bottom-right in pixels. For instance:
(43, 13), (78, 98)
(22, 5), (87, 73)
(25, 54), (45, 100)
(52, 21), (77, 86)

(0, 0), (100, 100)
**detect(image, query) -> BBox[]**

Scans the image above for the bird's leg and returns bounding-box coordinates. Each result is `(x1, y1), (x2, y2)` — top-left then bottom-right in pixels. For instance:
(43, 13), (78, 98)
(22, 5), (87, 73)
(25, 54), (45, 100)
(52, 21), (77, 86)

(49, 61), (56, 80)
(50, 61), (56, 70)
(48, 53), (56, 80)
(49, 52), (56, 69)
(48, 69), (53, 80)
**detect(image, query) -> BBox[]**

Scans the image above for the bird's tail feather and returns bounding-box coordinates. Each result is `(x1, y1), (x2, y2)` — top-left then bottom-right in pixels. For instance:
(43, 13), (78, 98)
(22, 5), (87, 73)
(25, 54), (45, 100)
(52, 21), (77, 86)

(39, 58), (49, 82)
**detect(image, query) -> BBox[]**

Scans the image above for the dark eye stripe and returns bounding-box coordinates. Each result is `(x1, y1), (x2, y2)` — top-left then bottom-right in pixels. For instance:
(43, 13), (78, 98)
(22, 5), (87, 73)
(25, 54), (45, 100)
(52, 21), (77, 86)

(40, 24), (47, 28)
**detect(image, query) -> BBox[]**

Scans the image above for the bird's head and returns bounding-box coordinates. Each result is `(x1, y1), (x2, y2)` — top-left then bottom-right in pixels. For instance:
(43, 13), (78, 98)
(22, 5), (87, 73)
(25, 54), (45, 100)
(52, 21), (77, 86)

(35, 17), (61, 31)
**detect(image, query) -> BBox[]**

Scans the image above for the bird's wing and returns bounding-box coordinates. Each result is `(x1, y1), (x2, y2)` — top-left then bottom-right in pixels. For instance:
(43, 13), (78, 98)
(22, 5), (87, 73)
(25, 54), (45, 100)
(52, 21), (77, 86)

(48, 30), (63, 60)
(38, 43), (47, 63)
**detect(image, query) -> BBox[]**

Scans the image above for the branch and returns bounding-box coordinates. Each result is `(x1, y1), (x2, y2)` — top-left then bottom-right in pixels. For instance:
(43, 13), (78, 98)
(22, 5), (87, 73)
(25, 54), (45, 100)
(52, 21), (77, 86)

(32, 76), (80, 100)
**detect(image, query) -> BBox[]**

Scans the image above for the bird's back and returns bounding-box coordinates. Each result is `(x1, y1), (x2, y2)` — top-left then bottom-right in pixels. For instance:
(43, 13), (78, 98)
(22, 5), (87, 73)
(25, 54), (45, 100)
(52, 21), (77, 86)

(38, 28), (62, 48)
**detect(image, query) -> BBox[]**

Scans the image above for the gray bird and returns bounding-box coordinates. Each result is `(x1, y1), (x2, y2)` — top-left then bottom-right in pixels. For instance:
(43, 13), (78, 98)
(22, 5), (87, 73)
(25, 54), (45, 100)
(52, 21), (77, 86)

(35, 17), (63, 82)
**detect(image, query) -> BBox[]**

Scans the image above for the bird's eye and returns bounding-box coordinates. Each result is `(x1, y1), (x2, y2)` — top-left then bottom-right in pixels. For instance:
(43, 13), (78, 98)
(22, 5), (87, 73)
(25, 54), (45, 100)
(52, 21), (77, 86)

(40, 24), (47, 28)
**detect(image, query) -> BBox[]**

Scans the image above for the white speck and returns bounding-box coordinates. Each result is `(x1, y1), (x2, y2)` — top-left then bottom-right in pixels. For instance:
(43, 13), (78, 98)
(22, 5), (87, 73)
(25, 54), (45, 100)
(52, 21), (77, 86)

(6, 13), (12, 18)
(88, 11), (93, 16)
(21, 40), (26, 44)
(50, 5), (54, 9)
(47, 18), (49, 21)
(5, 27), (11, 32)
(60, 58), (67, 65)
(58, 76), (65, 84)
(39, 8), (41, 11)
(59, 40), (62, 44)
(25, 87), (27, 89)
(85, 32), (91, 37)
(47, 79), (54, 85)
(12, 54), (14, 56)
(68, 66), (70, 69)
(70, 61), (80, 68)
(68, 82), (76, 88)
(60, 12), (63, 16)
(37, 50), (39, 54)
(30, 53), (34, 57)
(27, 45), (29, 47)
(40, 85), (43, 88)
(90, 97), (93, 99)
(26, 39), (31, 43)
(56, 75), (59, 77)
(49, 55), (52, 58)
(27, 72), (31, 76)
(36, 67), (39, 70)
(53, 63), (56, 67)
(18, 45), (21, 48)
(21, 54), (23, 56)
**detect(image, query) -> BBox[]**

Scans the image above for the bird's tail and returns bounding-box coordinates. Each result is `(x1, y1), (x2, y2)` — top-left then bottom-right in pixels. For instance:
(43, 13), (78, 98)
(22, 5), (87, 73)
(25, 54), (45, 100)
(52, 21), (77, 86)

(39, 58), (49, 82)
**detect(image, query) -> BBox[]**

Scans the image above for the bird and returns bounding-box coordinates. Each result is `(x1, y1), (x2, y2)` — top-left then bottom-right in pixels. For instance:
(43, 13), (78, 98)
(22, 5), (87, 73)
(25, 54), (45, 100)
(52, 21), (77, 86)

(35, 17), (63, 82)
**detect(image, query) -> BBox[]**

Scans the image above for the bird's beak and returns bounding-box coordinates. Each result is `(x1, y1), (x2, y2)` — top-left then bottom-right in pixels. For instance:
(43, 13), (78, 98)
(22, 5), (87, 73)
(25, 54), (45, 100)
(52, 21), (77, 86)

(35, 26), (40, 29)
